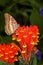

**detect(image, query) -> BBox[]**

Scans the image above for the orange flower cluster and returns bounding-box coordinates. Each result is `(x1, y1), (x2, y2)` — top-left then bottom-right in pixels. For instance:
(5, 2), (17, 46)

(12, 25), (39, 63)
(0, 43), (21, 63)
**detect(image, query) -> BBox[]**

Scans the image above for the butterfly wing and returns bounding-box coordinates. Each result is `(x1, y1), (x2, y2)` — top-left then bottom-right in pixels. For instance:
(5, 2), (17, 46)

(4, 13), (19, 35)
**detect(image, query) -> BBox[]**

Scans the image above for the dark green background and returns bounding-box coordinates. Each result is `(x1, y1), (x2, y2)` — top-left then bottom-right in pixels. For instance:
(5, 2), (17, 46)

(0, 0), (43, 65)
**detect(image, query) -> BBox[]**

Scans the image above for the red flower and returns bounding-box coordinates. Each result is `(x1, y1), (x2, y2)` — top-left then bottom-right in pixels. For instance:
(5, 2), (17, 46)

(12, 25), (39, 63)
(0, 25), (39, 64)
(0, 43), (21, 63)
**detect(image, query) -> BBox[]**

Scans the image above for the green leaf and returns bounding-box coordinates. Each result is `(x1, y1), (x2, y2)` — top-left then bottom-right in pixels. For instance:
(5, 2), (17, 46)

(19, 59), (26, 65)
(0, 0), (10, 6)
(29, 53), (37, 65)
(0, 14), (5, 32)
(0, 60), (14, 65)
(30, 9), (43, 35)
(0, 35), (12, 43)
(28, 0), (43, 7)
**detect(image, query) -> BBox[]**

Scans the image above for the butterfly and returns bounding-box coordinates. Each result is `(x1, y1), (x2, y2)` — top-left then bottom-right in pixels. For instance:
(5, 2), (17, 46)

(4, 13), (20, 35)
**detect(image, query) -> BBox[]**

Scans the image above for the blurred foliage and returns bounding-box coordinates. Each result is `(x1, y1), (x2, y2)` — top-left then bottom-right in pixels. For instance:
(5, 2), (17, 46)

(0, 0), (43, 65)
(19, 53), (37, 65)
(0, 60), (14, 65)
(30, 8), (43, 35)
(29, 53), (37, 65)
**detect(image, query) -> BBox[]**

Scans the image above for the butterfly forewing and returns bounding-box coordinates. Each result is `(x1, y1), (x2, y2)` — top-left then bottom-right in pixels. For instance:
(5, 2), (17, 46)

(4, 13), (19, 35)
